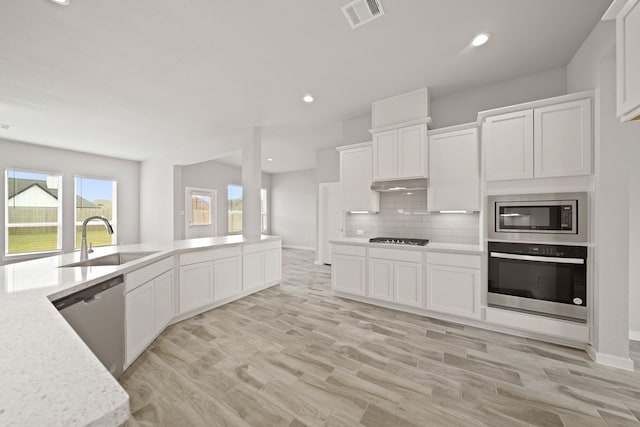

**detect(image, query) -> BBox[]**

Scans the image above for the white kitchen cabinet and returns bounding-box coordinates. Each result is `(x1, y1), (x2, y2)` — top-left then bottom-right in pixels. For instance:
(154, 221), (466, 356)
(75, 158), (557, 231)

(243, 241), (282, 292)
(372, 124), (427, 181)
(332, 244), (366, 296)
(179, 262), (214, 314)
(153, 270), (175, 332)
(367, 247), (424, 308)
(614, 0), (640, 121)
(426, 252), (481, 320)
(428, 126), (480, 212)
(394, 261), (423, 308)
(484, 110), (534, 181)
(125, 256), (175, 367)
(213, 256), (242, 302)
(368, 258), (394, 301)
(264, 249), (282, 284)
(242, 252), (264, 291)
(483, 97), (592, 181)
(534, 99), (591, 178)
(338, 143), (380, 212)
(125, 281), (155, 366)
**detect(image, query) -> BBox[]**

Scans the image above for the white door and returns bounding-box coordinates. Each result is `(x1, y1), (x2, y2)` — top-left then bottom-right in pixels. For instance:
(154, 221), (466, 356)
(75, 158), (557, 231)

(397, 124), (426, 178)
(394, 261), (423, 308)
(185, 187), (217, 239)
(484, 110), (534, 181)
(318, 182), (343, 265)
(368, 258), (394, 301)
(213, 256), (242, 302)
(372, 130), (398, 180)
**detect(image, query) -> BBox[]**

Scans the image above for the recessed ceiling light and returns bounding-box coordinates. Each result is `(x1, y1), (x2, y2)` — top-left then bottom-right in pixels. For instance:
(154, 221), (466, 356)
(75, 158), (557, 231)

(267, 158), (273, 162)
(303, 94), (314, 103)
(471, 33), (490, 47)
(49, 0), (70, 5)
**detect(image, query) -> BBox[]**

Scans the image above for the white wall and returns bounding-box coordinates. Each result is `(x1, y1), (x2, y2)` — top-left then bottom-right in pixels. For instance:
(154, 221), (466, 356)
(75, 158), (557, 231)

(0, 138), (140, 264)
(430, 67), (567, 128)
(629, 141), (640, 339)
(271, 169), (317, 250)
(177, 159), (271, 240)
(566, 20), (640, 366)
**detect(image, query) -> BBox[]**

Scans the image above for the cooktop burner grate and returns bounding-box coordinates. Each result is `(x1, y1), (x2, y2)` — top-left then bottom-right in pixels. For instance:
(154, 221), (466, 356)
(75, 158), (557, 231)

(368, 237), (429, 246)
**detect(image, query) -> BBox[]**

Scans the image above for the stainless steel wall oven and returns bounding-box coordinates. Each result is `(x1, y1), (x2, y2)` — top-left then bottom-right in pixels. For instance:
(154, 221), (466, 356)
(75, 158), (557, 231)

(488, 241), (587, 322)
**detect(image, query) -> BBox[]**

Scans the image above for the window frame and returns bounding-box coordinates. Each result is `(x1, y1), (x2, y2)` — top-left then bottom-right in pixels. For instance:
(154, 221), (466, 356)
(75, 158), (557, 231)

(74, 175), (118, 249)
(4, 167), (64, 258)
(227, 184), (269, 235)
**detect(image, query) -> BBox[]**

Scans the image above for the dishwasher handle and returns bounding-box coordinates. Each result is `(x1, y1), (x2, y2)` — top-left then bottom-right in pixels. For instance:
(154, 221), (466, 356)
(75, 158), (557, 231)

(53, 275), (124, 311)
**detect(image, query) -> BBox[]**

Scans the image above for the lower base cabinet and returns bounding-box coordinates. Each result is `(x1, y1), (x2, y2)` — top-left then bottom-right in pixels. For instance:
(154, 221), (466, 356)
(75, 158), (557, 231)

(332, 244), (366, 296)
(426, 252), (481, 319)
(213, 256), (242, 302)
(179, 262), (214, 313)
(243, 241), (283, 292)
(125, 257), (175, 367)
(368, 257), (423, 307)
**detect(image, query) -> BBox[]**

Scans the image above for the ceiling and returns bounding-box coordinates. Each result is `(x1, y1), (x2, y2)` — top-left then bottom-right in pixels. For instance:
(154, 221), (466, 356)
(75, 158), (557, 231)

(0, 0), (611, 173)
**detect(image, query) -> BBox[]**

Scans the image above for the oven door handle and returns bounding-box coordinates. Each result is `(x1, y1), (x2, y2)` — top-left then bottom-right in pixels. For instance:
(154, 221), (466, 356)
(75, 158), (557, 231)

(490, 252), (585, 265)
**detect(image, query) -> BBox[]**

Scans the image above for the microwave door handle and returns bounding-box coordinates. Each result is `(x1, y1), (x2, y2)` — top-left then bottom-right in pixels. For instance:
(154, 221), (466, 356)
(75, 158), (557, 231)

(490, 252), (584, 265)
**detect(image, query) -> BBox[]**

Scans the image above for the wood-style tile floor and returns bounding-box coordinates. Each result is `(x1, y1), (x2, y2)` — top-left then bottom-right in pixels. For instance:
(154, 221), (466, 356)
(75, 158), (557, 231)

(121, 249), (640, 427)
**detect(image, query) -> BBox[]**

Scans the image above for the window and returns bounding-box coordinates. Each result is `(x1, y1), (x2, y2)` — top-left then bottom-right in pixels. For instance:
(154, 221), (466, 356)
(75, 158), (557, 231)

(5, 169), (63, 255)
(75, 177), (117, 248)
(227, 185), (268, 234)
(191, 193), (212, 226)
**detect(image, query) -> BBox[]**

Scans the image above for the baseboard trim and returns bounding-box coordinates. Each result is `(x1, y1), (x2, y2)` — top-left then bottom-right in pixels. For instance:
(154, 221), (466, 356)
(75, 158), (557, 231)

(630, 329), (640, 341)
(282, 245), (315, 251)
(586, 345), (635, 371)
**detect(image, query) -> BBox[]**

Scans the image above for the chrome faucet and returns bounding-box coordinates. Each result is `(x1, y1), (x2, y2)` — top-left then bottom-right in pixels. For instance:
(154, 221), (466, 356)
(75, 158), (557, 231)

(80, 216), (114, 260)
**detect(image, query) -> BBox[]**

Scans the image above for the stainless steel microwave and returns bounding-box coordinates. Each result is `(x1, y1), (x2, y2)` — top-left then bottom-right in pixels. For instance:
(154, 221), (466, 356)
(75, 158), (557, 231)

(488, 192), (588, 243)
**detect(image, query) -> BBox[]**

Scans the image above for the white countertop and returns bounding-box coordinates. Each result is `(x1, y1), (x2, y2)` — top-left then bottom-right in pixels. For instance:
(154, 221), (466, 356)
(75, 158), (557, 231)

(0, 234), (281, 427)
(330, 237), (484, 254)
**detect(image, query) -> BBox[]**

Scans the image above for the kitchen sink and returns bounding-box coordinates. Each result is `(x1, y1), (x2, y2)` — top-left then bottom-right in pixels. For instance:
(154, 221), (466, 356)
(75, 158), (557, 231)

(60, 251), (159, 268)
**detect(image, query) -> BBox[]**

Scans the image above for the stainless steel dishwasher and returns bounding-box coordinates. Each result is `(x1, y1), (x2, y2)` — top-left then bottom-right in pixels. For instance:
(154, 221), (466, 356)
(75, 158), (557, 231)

(53, 275), (125, 378)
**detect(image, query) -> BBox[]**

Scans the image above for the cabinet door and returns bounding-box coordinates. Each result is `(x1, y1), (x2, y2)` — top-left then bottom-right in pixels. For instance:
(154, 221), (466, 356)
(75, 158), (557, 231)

(341, 146), (379, 212)
(484, 110), (534, 181)
(534, 99), (592, 178)
(179, 262), (214, 314)
(243, 252), (264, 291)
(154, 270), (174, 333)
(214, 256), (243, 302)
(332, 254), (366, 296)
(428, 128), (479, 212)
(618, 0), (640, 120)
(372, 130), (398, 180)
(125, 281), (155, 366)
(264, 249), (282, 284)
(397, 124), (426, 178)
(368, 258), (394, 301)
(394, 261), (423, 307)
(426, 264), (481, 319)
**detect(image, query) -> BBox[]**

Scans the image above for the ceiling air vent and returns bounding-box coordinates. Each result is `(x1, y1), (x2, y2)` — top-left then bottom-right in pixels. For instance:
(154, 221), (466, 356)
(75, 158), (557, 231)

(341, 0), (384, 29)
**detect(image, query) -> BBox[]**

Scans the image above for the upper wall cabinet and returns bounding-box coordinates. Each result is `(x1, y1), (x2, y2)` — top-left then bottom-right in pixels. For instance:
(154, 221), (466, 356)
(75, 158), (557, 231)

(605, 0), (640, 121)
(372, 124), (427, 181)
(428, 126), (480, 212)
(483, 97), (592, 181)
(338, 142), (380, 212)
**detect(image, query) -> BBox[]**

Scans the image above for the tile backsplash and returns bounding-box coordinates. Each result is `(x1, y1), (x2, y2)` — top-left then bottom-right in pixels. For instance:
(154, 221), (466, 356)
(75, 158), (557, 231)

(344, 191), (480, 244)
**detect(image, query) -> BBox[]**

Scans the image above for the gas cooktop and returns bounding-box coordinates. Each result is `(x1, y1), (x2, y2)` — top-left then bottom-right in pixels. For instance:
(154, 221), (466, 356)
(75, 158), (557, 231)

(368, 237), (429, 246)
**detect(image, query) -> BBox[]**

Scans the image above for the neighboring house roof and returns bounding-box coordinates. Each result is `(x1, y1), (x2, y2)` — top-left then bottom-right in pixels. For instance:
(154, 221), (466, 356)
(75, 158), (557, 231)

(7, 178), (97, 207)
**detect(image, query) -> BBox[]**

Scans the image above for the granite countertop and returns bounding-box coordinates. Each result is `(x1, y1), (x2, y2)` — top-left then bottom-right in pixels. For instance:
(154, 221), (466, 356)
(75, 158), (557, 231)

(0, 234), (281, 427)
(330, 237), (484, 254)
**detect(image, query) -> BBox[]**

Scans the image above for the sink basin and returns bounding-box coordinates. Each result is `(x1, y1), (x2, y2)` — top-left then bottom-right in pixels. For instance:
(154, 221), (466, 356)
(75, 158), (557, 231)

(60, 251), (159, 268)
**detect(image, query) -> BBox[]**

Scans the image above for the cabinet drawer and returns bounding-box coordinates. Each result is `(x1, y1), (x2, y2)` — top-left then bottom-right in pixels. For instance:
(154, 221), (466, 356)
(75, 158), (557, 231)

(332, 244), (366, 257)
(180, 246), (242, 265)
(126, 256), (174, 292)
(369, 247), (423, 263)
(243, 240), (282, 255)
(428, 252), (481, 269)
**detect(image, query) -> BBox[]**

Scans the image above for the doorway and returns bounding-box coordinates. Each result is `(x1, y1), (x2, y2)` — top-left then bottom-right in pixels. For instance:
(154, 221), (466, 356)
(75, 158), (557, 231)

(317, 182), (343, 265)
(185, 187), (217, 239)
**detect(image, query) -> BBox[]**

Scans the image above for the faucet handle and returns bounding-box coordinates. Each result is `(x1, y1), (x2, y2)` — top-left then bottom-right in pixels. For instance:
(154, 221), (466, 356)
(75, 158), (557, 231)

(88, 242), (94, 254)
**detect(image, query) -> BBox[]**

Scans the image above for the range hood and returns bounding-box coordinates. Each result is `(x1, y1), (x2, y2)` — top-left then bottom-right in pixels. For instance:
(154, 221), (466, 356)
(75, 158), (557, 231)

(370, 178), (428, 192)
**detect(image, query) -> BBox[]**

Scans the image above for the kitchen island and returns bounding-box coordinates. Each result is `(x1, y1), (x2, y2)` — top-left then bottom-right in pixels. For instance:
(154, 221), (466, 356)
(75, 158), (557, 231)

(0, 235), (281, 427)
